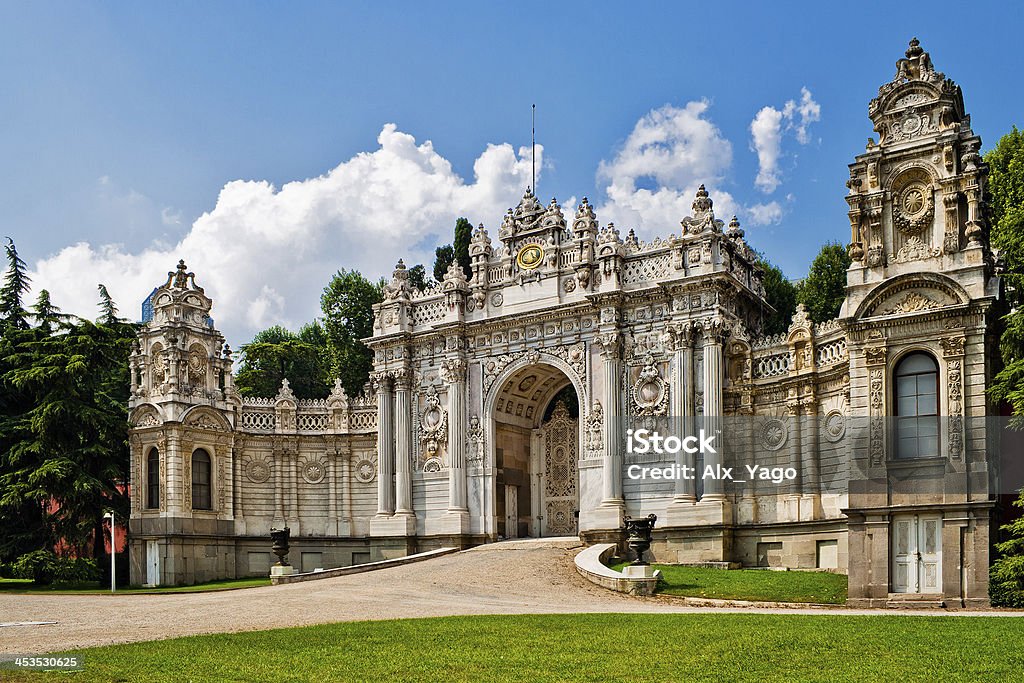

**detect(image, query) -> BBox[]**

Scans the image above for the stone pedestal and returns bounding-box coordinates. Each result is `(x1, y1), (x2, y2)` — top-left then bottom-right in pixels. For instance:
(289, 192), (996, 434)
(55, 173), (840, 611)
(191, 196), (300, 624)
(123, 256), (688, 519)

(369, 514), (417, 537)
(270, 565), (295, 577)
(622, 564), (655, 579)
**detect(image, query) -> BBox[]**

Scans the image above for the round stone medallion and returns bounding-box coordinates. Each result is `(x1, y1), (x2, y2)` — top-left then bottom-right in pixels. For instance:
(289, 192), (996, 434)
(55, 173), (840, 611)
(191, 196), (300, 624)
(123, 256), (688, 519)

(302, 460), (326, 484)
(355, 459), (376, 483)
(823, 410), (846, 442)
(760, 418), (788, 451)
(245, 459), (271, 484)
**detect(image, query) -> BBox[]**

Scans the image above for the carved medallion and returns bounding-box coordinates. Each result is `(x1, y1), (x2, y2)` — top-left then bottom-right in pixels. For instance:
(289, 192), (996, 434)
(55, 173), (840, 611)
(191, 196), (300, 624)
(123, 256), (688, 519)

(760, 418), (788, 451)
(301, 459), (326, 484)
(245, 459), (271, 484)
(354, 459), (376, 483)
(823, 410), (846, 442)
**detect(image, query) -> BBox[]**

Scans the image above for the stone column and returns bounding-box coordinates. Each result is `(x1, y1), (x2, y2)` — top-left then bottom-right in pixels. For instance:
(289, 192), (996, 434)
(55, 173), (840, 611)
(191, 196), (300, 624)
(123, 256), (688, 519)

(700, 319), (726, 502)
(166, 431), (182, 514)
(394, 370), (414, 516)
(442, 359), (468, 512)
(669, 323), (696, 505)
(375, 373), (395, 517)
(800, 399), (821, 520)
(784, 401), (802, 522)
(598, 332), (625, 505)
(327, 444), (339, 535)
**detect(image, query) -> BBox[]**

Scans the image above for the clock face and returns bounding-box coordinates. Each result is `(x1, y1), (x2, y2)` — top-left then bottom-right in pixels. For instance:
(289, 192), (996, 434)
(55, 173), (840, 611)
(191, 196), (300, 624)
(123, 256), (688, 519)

(516, 244), (544, 270)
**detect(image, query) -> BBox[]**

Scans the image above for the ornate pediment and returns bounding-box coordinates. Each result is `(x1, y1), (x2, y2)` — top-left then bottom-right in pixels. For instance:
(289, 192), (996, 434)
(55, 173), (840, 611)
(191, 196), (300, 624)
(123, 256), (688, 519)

(856, 273), (968, 319)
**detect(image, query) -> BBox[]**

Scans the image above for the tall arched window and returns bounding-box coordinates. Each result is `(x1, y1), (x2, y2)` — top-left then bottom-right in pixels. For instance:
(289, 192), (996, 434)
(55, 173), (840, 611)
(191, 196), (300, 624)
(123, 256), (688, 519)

(894, 352), (939, 458)
(146, 447), (160, 509)
(191, 449), (212, 510)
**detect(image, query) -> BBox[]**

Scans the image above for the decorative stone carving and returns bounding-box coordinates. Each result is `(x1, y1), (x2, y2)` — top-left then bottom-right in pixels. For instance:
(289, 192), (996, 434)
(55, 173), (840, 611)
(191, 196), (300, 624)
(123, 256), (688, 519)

(418, 385), (448, 460)
(583, 402), (604, 459)
(632, 354), (668, 417)
(947, 358), (963, 460)
(481, 343), (587, 396)
(439, 359), (467, 384)
(760, 418), (788, 451)
(823, 410), (846, 443)
(466, 415), (484, 466)
(883, 291), (940, 315)
(245, 457), (272, 484)
(354, 458), (376, 483)
(301, 458), (326, 484)
(869, 368), (885, 465)
(894, 235), (940, 263)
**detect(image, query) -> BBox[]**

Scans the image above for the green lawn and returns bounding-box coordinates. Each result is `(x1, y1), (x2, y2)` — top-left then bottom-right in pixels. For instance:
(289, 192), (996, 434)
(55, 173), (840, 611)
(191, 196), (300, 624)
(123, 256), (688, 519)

(4, 613), (1023, 682)
(612, 563), (848, 604)
(0, 576), (270, 594)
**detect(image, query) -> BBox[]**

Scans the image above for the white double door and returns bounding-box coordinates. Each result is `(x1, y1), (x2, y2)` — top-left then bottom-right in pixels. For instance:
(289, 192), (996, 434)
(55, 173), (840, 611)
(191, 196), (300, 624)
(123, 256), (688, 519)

(145, 540), (160, 587)
(891, 514), (942, 594)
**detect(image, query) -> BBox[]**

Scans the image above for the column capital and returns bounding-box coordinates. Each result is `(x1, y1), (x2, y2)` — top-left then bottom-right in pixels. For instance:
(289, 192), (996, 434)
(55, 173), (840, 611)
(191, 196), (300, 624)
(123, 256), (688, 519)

(596, 330), (621, 359)
(371, 371), (393, 393)
(664, 321), (696, 351)
(392, 367), (412, 390)
(700, 316), (730, 345)
(439, 358), (467, 384)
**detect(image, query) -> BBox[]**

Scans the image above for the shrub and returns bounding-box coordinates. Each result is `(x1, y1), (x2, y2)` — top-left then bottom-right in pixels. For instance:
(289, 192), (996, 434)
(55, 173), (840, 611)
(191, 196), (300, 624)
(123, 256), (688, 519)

(991, 490), (1024, 607)
(11, 550), (59, 585)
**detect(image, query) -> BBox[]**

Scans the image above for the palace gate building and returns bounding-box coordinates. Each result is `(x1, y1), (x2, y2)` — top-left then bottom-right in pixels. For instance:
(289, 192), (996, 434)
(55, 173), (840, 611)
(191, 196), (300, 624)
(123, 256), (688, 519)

(128, 40), (1009, 607)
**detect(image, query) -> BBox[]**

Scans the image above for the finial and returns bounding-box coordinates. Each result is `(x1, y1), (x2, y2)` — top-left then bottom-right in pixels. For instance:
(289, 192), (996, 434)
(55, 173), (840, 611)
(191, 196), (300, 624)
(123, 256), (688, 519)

(395, 258), (406, 270)
(727, 215), (744, 239)
(906, 37), (923, 58)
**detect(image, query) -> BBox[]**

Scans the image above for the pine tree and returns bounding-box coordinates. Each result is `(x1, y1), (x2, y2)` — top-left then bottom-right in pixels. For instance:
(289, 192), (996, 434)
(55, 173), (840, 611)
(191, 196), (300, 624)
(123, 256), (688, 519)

(0, 238), (31, 330)
(796, 242), (852, 323)
(760, 259), (797, 335)
(453, 217), (473, 279)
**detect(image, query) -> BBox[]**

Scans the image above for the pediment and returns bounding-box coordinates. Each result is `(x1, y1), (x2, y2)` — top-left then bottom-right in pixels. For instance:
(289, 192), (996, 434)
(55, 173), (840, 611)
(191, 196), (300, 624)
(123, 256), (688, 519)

(857, 273), (969, 320)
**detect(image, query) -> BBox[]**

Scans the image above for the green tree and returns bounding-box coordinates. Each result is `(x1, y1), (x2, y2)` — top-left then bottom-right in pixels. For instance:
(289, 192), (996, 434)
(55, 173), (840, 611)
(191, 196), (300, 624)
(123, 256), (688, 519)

(991, 489), (1024, 606)
(31, 290), (68, 335)
(988, 128), (1024, 419)
(453, 217), (473, 279)
(407, 264), (428, 291)
(0, 237), (31, 330)
(0, 287), (135, 569)
(235, 324), (330, 399)
(321, 269), (381, 398)
(796, 242), (852, 323)
(760, 260), (798, 336)
(433, 244), (455, 282)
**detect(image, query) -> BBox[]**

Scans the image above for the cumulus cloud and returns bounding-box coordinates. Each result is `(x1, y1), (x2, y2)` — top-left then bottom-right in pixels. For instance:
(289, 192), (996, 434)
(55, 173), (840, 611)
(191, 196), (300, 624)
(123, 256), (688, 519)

(750, 87), (821, 194)
(30, 124), (540, 342)
(746, 201), (784, 226)
(596, 100), (738, 232)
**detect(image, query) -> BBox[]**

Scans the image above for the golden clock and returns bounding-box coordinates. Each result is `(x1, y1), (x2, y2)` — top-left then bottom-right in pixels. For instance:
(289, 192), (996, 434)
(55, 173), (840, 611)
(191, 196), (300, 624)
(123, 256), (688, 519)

(516, 244), (544, 270)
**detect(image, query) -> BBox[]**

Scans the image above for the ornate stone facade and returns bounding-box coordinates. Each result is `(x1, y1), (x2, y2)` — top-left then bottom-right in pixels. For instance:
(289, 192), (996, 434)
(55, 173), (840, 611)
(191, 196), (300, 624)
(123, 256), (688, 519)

(129, 40), (1006, 607)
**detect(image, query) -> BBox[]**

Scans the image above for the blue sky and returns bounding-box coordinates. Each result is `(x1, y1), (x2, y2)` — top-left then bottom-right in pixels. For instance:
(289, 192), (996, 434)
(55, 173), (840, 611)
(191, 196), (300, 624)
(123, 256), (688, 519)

(2, 2), (1022, 342)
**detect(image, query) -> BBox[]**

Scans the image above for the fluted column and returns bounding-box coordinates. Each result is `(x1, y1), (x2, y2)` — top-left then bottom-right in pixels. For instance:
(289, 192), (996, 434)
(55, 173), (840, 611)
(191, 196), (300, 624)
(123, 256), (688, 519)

(800, 399), (820, 520)
(701, 319), (726, 502)
(442, 359), (468, 512)
(670, 323), (696, 504)
(394, 369), (414, 516)
(375, 373), (395, 517)
(598, 332), (625, 505)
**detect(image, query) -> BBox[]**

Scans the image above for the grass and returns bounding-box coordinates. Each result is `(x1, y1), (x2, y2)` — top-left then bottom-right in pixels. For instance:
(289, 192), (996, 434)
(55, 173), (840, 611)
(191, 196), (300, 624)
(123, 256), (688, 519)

(612, 563), (848, 604)
(0, 576), (270, 594)
(4, 613), (1023, 682)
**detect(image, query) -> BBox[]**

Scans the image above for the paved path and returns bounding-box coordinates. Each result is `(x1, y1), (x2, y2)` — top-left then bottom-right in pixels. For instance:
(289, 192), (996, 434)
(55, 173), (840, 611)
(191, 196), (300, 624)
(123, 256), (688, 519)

(0, 537), (1018, 655)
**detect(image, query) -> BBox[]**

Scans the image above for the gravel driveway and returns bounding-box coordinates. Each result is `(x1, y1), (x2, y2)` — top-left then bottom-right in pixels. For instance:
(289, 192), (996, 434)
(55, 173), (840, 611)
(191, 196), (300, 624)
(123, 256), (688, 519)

(0, 537), (1016, 655)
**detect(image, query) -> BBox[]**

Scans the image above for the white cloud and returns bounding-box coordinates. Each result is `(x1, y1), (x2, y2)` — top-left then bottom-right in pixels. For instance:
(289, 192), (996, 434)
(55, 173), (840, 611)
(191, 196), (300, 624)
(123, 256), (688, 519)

(30, 124), (540, 342)
(160, 207), (182, 226)
(750, 87), (821, 194)
(751, 106), (785, 193)
(596, 100), (737, 233)
(746, 201), (784, 226)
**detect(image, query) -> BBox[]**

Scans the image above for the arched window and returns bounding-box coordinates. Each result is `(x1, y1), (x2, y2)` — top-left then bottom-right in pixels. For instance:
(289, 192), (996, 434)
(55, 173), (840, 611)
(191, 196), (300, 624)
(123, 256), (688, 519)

(146, 447), (160, 509)
(191, 449), (212, 510)
(894, 352), (939, 458)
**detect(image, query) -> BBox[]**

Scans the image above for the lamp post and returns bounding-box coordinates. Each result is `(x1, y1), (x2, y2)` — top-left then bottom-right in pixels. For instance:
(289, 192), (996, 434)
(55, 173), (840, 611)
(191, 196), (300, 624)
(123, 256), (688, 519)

(103, 511), (115, 593)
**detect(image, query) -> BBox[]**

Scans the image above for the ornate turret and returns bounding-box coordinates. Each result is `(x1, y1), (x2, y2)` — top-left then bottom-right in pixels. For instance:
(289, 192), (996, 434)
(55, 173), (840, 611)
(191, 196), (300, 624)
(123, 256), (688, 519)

(844, 38), (994, 311)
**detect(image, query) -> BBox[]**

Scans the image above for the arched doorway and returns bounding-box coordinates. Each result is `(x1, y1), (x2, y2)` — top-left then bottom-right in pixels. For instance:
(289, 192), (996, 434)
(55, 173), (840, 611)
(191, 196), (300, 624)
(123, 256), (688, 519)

(490, 363), (581, 538)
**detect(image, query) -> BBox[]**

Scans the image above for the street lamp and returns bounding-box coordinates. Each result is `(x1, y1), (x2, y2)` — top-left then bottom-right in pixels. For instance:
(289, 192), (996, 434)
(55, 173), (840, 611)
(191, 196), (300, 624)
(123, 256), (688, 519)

(102, 511), (115, 593)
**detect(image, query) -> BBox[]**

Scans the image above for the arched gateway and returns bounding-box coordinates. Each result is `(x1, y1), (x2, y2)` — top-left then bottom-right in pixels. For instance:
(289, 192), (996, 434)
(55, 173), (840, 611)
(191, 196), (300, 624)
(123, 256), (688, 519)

(129, 41), (1006, 608)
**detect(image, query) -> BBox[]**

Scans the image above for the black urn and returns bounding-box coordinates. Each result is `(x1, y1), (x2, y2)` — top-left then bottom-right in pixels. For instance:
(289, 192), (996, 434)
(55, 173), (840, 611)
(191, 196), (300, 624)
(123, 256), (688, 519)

(270, 526), (291, 567)
(623, 514), (657, 566)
